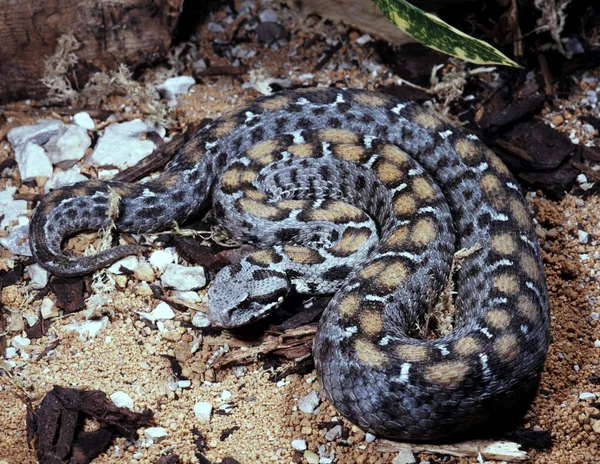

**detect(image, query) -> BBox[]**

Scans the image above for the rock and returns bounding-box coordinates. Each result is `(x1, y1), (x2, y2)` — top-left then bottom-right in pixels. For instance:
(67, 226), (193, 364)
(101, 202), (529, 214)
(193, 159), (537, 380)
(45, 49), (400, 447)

(304, 450), (319, 464)
(579, 392), (596, 401)
(221, 390), (232, 401)
(7, 119), (66, 148)
(291, 439), (307, 451)
(149, 249), (175, 272)
(192, 312), (211, 328)
(324, 425), (342, 441)
(161, 264), (206, 291)
(14, 142), (53, 181)
(0, 224), (32, 256)
(298, 391), (320, 414)
(590, 312), (600, 321)
(133, 263), (155, 282)
(0, 186), (28, 230)
(232, 365), (247, 378)
(144, 427), (167, 442)
(193, 401), (212, 422)
(259, 8), (278, 22)
(192, 59), (207, 73)
(40, 297), (58, 319)
(207, 22), (225, 33)
(63, 316), (109, 339)
(365, 433), (377, 443)
(593, 420), (600, 434)
(356, 34), (372, 45)
(5, 347), (17, 359)
(108, 256), (139, 274)
(594, 340), (600, 348)
(111, 391), (134, 409)
(173, 290), (201, 302)
(73, 112), (95, 130)
(157, 76), (196, 100)
(44, 125), (91, 169)
(578, 230), (589, 244)
(178, 380), (191, 389)
(88, 119), (158, 169)
(44, 167), (89, 194)
(27, 263), (49, 289)
(138, 302), (175, 323)
(11, 335), (31, 350)
(392, 449), (416, 464)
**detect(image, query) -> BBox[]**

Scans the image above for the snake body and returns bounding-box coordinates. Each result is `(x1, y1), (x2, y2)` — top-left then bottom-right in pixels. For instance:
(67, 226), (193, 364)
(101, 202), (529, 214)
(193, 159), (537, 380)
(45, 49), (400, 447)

(30, 88), (550, 440)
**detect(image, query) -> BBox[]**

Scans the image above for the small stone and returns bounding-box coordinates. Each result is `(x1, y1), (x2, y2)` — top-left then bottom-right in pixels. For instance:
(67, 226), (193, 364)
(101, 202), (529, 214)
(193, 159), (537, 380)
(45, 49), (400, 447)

(298, 390), (320, 414)
(7, 119), (66, 148)
(5, 347), (17, 359)
(575, 198), (585, 207)
(324, 425), (342, 441)
(221, 390), (232, 401)
(0, 186), (28, 230)
(73, 112), (95, 130)
(365, 432), (377, 443)
(207, 22), (225, 33)
(111, 391), (134, 409)
(63, 316), (109, 339)
(14, 142), (53, 181)
(232, 365), (247, 378)
(173, 290), (201, 302)
(193, 402), (212, 422)
(108, 256), (139, 274)
(579, 392), (596, 401)
(593, 420), (600, 434)
(40, 297), (58, 319)
(259, 8), (278, 22)
(11, 335), (31, 350)
(44, 124), (91, 169)
(192, 312), (210, 328)
(133, 263), (155, 282)
(356, 34), (372, 45)
(192, 59), (207, 73)
(578, 230), (589, 244)
(0, 224), (31, 256)
(304, 451), (319, 464)
(27, 264), (49, 289)
(178, 380), (191, 389)
(577, 173), (588, 184)
(157, 76), (196, 100)
(149, 249), (175, 272)
(551, 114), (564, 126)
(291, 439), (307, 451)
(144, 427), (167, 442)
(138, 302), (175, 323)
(590, 312), (600, 321)
(392, 449), (417, 464)
(594, 340), (600, 348)
(161, 264), (206, 291)
(44, 167), (89, 194)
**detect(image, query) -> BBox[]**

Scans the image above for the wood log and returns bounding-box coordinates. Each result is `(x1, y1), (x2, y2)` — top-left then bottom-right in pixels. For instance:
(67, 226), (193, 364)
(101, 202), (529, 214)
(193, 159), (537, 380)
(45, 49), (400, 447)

(0, 0), (183, 104)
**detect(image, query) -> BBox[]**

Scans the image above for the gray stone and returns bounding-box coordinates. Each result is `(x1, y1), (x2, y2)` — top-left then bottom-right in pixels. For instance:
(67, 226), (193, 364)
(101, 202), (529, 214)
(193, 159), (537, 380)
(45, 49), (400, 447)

(14, 142), (53, 181)
(161, 263), (206, 291)
(298, 390), (320, 414)
(7, 119), (66, 148)
(45, 124), (91, 168)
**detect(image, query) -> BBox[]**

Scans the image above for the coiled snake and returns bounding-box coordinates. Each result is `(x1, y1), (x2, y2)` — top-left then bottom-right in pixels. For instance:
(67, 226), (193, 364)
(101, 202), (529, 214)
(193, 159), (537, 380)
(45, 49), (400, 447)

(30, 88), (550, 440)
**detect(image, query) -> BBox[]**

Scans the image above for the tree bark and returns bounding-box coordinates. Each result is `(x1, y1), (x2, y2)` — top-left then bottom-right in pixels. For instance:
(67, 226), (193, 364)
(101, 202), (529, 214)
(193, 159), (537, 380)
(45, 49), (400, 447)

(0, 0), (183, 104)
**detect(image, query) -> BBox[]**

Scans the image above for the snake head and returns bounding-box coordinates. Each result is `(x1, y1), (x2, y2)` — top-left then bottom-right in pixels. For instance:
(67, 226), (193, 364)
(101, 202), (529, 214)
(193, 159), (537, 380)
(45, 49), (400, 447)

(207, 260), (291, 327)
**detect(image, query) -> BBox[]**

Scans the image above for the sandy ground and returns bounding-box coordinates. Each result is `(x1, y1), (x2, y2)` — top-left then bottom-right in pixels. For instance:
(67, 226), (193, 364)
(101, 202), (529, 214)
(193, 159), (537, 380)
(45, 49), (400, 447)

(1, 2), (600, 463)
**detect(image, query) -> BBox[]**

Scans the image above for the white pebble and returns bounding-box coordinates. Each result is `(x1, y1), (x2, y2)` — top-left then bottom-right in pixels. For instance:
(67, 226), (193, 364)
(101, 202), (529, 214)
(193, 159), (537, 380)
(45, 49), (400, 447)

(11, 335), (31, 350)
(259, 8), (278, 22)
(178, 380), (191, 389)
(173, 290), (201, 302)
(291, 439), (307, 451)
(144, 427), (167, 442)
(14, 142), (53, 181)
(365, 432), (377, 443)
(111, 391), (134, 409)
(45, 167), (89, 195)
(139, 301), (175, 323)
(44, 124), (91, 169)
(0, 224), (32, 256)
(221, 390), (232, 401)
(161, 264), (206, 291)
(298, 390), (320, 414)
(594, 340), (600, 348)
(27, 263), (49, 289)
(73, 112), (95, 130)
(63, 316), (109, 339)
(392, 449), (417, 464)
(0, 186), (28, 230)
(579, 392), (596, 401)
(108, 255), (139, 274)
(7, 119), (66, 148)
(40, 297), (58, 319)
(193, 401), (212, 422)
(356, 34), (372, 46)
(590, 312), (600, 321)
(192, 312), (210, 328)
(157, 76), (196, 100)
(324, 424), (342, 441)
(5, 347), (17, 359)
(578, 230), (589, 244)
(577, 173), (588, 184)
(149, 249), (175, 271)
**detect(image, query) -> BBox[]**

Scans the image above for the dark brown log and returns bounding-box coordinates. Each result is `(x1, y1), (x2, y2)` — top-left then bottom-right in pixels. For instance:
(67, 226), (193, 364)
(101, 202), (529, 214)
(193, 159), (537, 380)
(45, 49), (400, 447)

(0, 0), (183, 104)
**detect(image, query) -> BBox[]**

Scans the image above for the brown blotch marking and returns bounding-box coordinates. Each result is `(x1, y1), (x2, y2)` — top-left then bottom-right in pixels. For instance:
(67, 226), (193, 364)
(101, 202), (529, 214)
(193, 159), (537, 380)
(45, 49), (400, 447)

(334, 143), (365, 162)
(480, 174), (501, 194)
(376, 161), (403, 185)
(330, 228), (372, 257)
(412, 218), (437, 246)
(337, 293), (360, 318)
(247, 139), (279, 165)
(494, 274), (518, 294)
(308, 201), (364, 223)
(238, 198), (281, 219)
(412, 177), (436, 200)
(221, 168), (243, 190)
(213, 119), (237, 137)
(396, 344), (428, 362)
(248, 249), (280, 267)
(241, 170), (258, 184)
(278, 199), (310, 210)
(455, 138), (478, 160)
(510, 199), (530, 227)
(494, 333), (519, 362)
(243, 188), (267, 201)
(260, 96), (291, 111)
(360, 260), (388, 280)
(423, 361), (469, 386)
(384, 226), (409, 248)
(487, 151), (510, 174)
(288, 143), (318, 158)
(319, 129), (358, 144)
(486, 310), (511, 329)
(517, 295), (539, 321)
(415, 111), (444, 130)
(353, 93), (387, 107)
(380, 144), (410, 165)
(492, 233), (516, 255)
(360, 310), (384, 336)
(521, 252), (541, 280)
(376, 261), (408, 290)
(454, 337), (481, 356)
(393, 194), (416, 216)
(283, 246), (325, 265)
(355, 338), (387, 368)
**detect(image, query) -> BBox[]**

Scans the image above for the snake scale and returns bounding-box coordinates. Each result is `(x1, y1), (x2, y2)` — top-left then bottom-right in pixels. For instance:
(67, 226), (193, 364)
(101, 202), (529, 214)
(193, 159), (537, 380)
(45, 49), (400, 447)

(30, 88), (550, 441)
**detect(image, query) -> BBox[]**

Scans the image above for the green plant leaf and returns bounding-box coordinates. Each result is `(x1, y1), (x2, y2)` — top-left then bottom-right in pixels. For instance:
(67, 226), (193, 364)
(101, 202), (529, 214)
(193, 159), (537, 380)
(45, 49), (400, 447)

(374, 0), (520, 67)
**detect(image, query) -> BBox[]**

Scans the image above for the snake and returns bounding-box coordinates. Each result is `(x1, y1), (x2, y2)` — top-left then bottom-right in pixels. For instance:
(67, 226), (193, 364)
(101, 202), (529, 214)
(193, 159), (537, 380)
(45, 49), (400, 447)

(29, 88), (551, 441)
